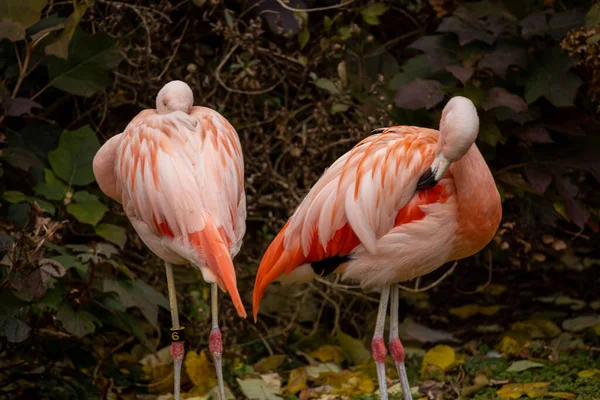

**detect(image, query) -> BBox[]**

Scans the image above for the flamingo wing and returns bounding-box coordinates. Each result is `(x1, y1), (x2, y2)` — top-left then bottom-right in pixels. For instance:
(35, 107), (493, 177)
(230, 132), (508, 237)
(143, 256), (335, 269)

(253, 127), (451, 319)
(116, 107), (246, 317)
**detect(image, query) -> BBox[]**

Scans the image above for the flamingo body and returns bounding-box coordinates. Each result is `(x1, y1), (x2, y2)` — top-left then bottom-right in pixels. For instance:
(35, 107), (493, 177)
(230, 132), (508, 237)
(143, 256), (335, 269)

(253, 122), (501, 320)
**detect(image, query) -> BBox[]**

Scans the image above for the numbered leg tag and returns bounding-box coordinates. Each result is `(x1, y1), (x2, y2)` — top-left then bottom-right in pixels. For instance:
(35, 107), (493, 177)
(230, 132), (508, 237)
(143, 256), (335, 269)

(170, 326), (185, 342)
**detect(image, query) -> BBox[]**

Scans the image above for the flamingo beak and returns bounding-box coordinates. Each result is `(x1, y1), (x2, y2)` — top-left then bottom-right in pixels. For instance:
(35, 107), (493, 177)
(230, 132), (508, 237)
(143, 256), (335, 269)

(416, 154), (450, 190)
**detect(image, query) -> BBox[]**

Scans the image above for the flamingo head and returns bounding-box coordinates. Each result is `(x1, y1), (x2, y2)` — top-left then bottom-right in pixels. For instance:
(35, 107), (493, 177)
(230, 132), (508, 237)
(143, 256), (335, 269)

(156, 80), (194, 114)
(417, 96), (479, 189)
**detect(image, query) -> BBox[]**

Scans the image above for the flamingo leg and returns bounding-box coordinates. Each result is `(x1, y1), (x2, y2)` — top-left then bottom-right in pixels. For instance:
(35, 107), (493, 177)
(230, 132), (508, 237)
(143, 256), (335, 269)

(165, 262), (184, 400)
(210, 283), (226, 400)
(389, 284), (412, 400)
(372, 285), (391, 400)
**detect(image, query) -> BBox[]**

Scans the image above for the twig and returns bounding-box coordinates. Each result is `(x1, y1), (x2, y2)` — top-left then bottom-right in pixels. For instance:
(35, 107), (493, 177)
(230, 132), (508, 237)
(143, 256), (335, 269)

(397, 261), (458, 293)
(157, 19), (189, 80)
(274, 0), (357, 13)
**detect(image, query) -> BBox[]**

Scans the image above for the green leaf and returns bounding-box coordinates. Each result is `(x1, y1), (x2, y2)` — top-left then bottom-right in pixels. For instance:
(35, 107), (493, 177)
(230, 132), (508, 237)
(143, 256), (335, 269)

(331, 103), (349, 114)
(389, 55), (433, 90)
(103, 279), (169, 330)
(35, 169), (68, 201)
(3, 190), (26, 204)
(298, 25), (310, 49)
(479, 119), (504, 147)
(524, 48), (582, 107)
(95, 223), (127, 249)
(48, 125), (100, 186)
(361, 3), (389, 25)
(66, 191), (107, 225)
(0, 314), (31, 343)
(0, 0), (47, 26)
(586, 4), (600, 28)
(337, 330), (370, 365)
(32, 198), (56, 215)
(506, 360), (545, 372)
(47, 28), (122, 97)
(56, 302), (99, 337)
(45, 1), (88, 59)
(315, 78), (340, 95)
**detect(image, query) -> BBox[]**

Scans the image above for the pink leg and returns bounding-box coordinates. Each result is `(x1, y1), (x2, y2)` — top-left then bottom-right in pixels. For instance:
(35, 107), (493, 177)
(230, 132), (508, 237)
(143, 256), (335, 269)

(210, 283), (226, 400)
(389, 284), (412, 400)
(372, 286), (390, 400)
(165, 262), (184, 400)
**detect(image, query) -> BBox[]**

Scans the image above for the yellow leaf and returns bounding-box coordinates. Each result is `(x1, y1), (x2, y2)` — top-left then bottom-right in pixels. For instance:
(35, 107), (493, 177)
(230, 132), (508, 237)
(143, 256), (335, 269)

(593, 323), (600, 335)
(421, 345), (456, 380)
(283, 367), (308, 394)
(449, 304), (501, 319)
(578, 369), (600, 378)
(253, 354), (286, 373)
(497, 382), (550, 399)
(139, 346), (176, 393)
(319, 370), (374, 396)
(310, 345), (345, 365)
(498, 331), (532, 356)
(511, 319), (561, 338)
(184, 349), (217, 395)
(477, 283), (507, 295)
(547, 392), (576, 399)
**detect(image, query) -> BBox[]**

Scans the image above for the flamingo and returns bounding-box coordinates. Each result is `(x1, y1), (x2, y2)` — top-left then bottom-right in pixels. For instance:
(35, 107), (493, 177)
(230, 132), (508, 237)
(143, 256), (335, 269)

(93, 80), (247, 400)
(252, 96), (502, 400)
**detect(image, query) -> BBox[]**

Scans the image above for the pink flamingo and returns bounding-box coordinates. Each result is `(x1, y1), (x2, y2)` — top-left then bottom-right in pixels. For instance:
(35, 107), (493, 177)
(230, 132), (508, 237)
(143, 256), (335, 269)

(93, 81), (247, 400)
(253, 96), (502, 400)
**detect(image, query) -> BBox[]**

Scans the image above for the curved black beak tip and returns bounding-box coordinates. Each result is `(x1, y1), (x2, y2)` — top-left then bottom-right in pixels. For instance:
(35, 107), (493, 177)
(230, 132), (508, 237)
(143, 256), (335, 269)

(416, 168), (438, 190)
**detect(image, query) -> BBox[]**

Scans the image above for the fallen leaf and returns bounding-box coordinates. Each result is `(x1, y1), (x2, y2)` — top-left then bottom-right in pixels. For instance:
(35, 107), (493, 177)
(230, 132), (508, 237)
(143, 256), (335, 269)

(547, 392), (576, 399)
(421, 345), (456, 380)
(461, 372), (490, 397)
(184, 349), (217, 395)
(262, 373), (283, 393)
(237, 378), (282, 400)
(319, 370), (374, 396)
(476, 283), (507, 296)
(511, 319), (561, 338)
(305, 363), (341, 379)
(139, 346), (176, 393)
(309, 345), (345, 365)
(399, 317), (458, 343)
(449, 304), (502, 319)
(496, 382), (550, 399)
(253, 354), (286, 373)
(498, 334), (527, 356)
(578, 369), (600, 379)
(506, 360), (545, 372)
(337, 330), (370, 365)
(283, 367), (308, 395)
(562, 315), (600, 332)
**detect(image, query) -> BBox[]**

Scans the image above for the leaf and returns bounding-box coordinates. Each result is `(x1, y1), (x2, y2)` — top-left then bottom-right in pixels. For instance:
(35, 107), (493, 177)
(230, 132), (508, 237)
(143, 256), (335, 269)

(479, 120), (504, 147)
(421, 344), (456, 380)
(0, 18), (26, 41)
(309, 345), (345, 365)
(520, 126), (553, 144)
(555, 176), (590, 228)
(45, 0), (88, 59)
(2, 147), (43, 171)
(524, 47), (582, 107)
(4, 97), (42, 116)
(314, 78), (340, 95)
(47, 29), (122, 97)
(283, 367), (307, 395)
(390, 55), (434, 90)
(185, 349), (217, 395)
(409, 35), (457, 72)
(56, 302), (99, 337)
(482, 88), (527, 113)
(361, 3), (389, 25)
(562, 315), (600, 332)
(520, 11), (551, 39)
(319, 370), (374, 396)
(478, 42), (527, 79)
(0, 0), (47, 37)
(395, 79), (444, 110)
(48, 125), (100, 186)
(496, 382), (549, 399)
(506, 360), (545, 372)
(35, 169), (69, 201)
(578, 369), (600, 378)
(95, 223), (127, 249)
(0, 314), (31, 342)
(3, 190), (26, 204)
(525, 165), (552, 194)
(305, 362), (340, 378)
(237, 378), (282, 400)
(437, 16), (495, 45)
(331, 103), (349, 114)
(449, 304), (502, 319)
(445, 65), (473, 84)
(498, 335), (525, 356)
(337, 330), (370, 365)
(67, 191), (108, 226)
(253, 354), (286, 373)
(547, 392), (576, 399)
(399, 317), (458, 343)
(511, 319), (561, 338)
(585, 4), (600, 28)
(548, 8), (585, 40)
